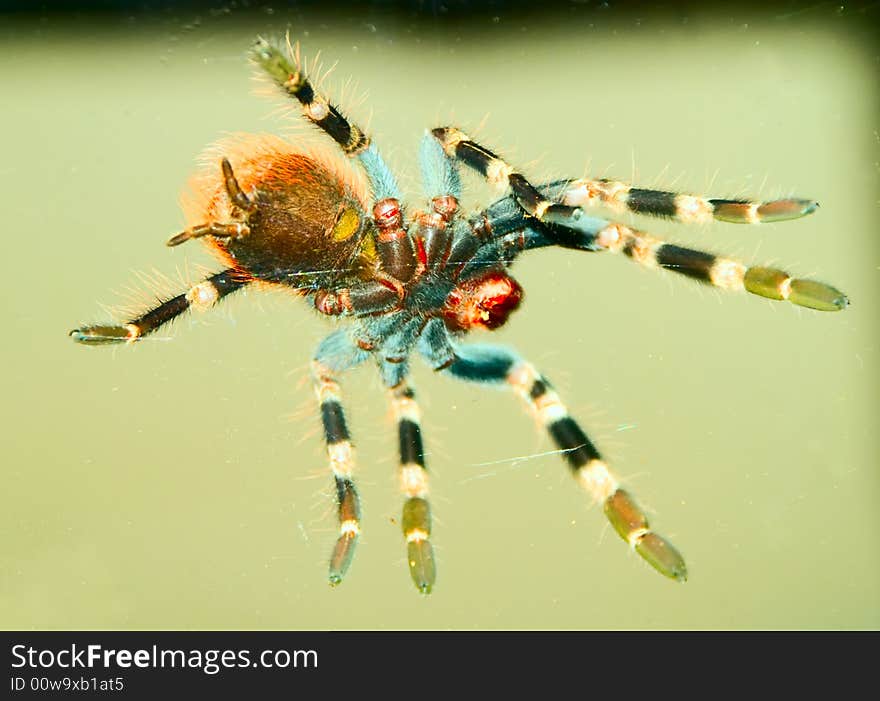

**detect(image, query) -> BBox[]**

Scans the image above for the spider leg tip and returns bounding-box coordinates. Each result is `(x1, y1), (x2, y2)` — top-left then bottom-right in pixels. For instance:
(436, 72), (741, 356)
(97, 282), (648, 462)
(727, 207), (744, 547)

(69, 324), (135, 345)
(789, 280), (850, 311)
(632, 531), (688, 582)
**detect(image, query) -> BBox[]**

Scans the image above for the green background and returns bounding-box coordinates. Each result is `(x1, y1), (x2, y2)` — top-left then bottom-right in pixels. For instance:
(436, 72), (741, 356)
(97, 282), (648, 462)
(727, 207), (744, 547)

(2, 2), (877, 629)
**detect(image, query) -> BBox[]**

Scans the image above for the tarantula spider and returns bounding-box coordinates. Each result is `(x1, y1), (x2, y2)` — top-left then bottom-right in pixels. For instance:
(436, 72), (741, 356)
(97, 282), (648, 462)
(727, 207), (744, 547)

(71, 36), (848, 594)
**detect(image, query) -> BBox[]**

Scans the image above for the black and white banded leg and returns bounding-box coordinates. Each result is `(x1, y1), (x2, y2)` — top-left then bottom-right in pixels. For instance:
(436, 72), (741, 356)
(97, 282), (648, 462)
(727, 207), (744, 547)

(70, 268), (247, 345)
(432, 126), (817, 228)
(389, 380), (436, 594)
(442, 343), (687, 582)
(432, 127), (846, 310)
(310, 331), (370, 586)
(460, 188), (848, 311)
(558, 177), (817, 225)
(590, 220), (848, 311)
(251, 36), (400, 201)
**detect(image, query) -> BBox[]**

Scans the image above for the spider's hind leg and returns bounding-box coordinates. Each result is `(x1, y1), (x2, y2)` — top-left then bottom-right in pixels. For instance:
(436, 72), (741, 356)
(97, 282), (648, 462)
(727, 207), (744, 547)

(388, 378), (436, 594)
(437, 343), (687, 582)
(311, 331), (371, 585)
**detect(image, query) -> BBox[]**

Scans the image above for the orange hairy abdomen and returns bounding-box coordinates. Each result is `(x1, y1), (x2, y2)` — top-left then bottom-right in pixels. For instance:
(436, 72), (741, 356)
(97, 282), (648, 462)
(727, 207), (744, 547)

(183, 134), (371, 287)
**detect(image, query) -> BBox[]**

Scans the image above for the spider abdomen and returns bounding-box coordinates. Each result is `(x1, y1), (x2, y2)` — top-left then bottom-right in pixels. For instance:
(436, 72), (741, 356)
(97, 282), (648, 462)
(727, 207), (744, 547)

(223, 182), (367, 286)
(187, 136), (373, 289)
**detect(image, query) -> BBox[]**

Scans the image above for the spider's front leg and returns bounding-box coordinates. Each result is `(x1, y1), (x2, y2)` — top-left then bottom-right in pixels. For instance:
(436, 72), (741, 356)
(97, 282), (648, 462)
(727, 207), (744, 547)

(588, 220), (848, 311)
(431, 126), (817, 230)
(462, 190), (848, 311)
(439, 343), (687, 582)
(310, 331), (370, 585)
(432, 126), (848, 309)
(558, 177), (817, 225)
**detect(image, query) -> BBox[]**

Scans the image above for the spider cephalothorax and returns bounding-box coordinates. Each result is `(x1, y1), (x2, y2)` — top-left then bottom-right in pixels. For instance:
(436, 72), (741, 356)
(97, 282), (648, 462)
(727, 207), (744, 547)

(71, 36), (848, 594)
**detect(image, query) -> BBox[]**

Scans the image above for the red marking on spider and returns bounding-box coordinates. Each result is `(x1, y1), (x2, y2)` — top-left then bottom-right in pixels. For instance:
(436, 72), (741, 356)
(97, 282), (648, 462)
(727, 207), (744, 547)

(443, 271), (523, 331)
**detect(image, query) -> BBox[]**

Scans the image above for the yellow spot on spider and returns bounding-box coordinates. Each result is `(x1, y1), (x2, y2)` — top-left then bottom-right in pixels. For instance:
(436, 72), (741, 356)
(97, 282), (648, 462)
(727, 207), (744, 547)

(353, 232), (377, 263)
(331, 208), (360, 241)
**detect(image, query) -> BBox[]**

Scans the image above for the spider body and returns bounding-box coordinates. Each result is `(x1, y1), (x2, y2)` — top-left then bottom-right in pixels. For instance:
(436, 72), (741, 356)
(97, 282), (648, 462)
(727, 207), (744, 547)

(71, 37), (848, 594)
(184, 140), (373, 287)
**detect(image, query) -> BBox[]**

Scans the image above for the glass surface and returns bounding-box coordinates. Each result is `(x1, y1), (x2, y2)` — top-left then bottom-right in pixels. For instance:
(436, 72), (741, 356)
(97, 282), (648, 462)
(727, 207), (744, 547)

(1, 3), (877, 629)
